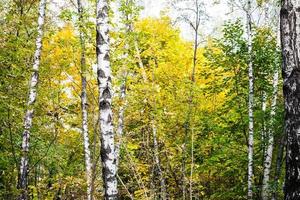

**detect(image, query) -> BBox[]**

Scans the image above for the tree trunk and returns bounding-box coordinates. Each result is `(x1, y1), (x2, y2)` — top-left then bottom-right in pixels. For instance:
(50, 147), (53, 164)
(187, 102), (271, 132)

(96, 0), (118, 199)
(280, 0), (300, 199)
(151, 59), (167, 200)
(115, 0), (131, 170)
(18, 0), (46, 199)
(77, 0), (93, 199)
(261, 91), (267, 150)
(152, 123), (167, 200)
(272, 133), (285, 200)
(182, 9), (199, 200)
(262, 69), (279, 200)
(246, 0), (254, 199)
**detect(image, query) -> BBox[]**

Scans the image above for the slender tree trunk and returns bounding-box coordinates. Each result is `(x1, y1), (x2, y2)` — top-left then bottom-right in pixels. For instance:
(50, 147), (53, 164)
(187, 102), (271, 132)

(280, 1), (300, 199)
(150, 58), (167, 200)
(272, 133), (285, 200)
(261, 91), (267, 149)
(246, 0), (254, 199)
(262, 69), (279, 200)
(190, 128), (194, 200)
(77, 0), (93, 199)
(96, 0), (118, 199)
(182, 14), (199, 200)
(18, 0), (46, 199)
(115, 0), (131, 170)
(134, 37), (166, 198)
(152, 123), (167, 200)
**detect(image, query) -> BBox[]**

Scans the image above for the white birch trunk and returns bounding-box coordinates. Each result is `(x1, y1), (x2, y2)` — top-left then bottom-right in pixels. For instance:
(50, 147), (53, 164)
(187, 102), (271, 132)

(261, 91), (267, 143)
(262, 69), (279, 200)
(96, 0), (118, 199)
(246, 0), (254, 199)
(19, 0), (46, 199)
(77, 0), (93, 199)
(116, 0), (131, 171)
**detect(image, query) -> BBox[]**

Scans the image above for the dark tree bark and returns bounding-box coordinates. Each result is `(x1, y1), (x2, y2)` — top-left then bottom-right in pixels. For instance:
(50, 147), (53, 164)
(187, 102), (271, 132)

(280, 0), (300, 199)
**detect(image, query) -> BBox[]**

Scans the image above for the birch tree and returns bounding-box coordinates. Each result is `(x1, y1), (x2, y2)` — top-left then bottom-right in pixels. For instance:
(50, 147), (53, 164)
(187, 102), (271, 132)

(18, 0), (46, 199)
(280, 0), (300, 199)
(246, 0), (254, 197)
(231, 0), (256, 198)
(96, 0), (118, 198)
(115, 0), (133, 170)
(262, 69), (279, 200)
(77, 0), (93, 199)
(261, 2), (281, 197)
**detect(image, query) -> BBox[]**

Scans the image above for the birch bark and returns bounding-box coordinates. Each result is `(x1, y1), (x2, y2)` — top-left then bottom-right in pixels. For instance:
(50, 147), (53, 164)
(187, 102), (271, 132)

(77, 0), (93, 199)
(280, 0), (300, 199)
(262, 69), (279, 200)
(96, 0), (118, 198)
(115, 0), (131, 169)
(18, 0), (46, 199)
(246, 0), (254, 199)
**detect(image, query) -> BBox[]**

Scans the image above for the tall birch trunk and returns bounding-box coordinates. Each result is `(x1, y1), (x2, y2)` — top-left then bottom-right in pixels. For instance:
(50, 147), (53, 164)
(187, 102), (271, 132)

(246, 0), (254, 199)
(182, 9), (199, 200)
(96, 0), (118, 199)
(115, 0), (131, 170)
(262, 69), (279, 200)
(77, 0), (93, 199)
(18, 0), (46, 199)
(280, 0), (300, 199)
(261, 91), (267, 148)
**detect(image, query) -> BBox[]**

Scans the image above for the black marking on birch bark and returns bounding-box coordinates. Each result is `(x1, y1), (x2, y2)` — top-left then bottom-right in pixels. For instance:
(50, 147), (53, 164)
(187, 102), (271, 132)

(98, 34), (105, 46)
(100, 100), (110, 110)
(107, 176), (116, 182)
(101, 145), (112, 159)
(102, 88), (111, 99)
(107, 76), (112, 82)
(107, 114), (112, 123)
(104, 53), (109, 61)
(96, 43), (101, 55)
(98, 69), (106, 78)
(100, 149), (110, 162)
(97, 7), (108, 19)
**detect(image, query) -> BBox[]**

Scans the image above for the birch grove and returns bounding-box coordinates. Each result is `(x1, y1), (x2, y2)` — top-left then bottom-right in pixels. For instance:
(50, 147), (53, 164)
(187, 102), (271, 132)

(18, 0), (46, 199)
(0, 0), (291, 199)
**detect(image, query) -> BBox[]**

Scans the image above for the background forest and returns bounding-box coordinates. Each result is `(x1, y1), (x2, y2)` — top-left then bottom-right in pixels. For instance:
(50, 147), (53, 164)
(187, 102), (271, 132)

(0, 0), (285, 199)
